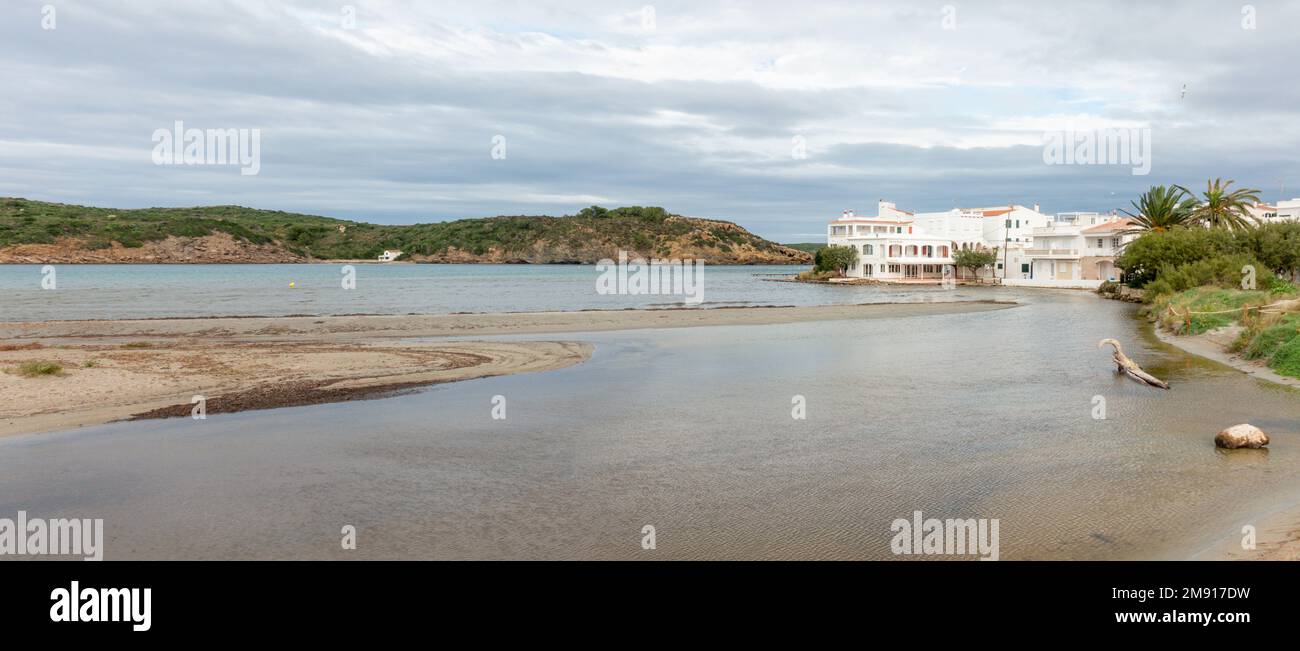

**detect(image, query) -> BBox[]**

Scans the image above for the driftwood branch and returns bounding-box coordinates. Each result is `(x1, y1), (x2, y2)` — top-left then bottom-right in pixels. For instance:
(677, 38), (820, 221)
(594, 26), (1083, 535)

(1098, 338), (1169, 389)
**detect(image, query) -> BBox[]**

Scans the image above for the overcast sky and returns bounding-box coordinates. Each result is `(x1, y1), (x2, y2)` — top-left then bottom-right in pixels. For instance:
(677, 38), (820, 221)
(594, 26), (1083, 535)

(2, 0), (1298, 241)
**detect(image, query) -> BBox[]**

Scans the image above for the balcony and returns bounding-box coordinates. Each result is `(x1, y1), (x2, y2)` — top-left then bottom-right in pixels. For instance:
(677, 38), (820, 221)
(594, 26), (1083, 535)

(1025, 248), (1078, 257)
(882, 255), (955, 264)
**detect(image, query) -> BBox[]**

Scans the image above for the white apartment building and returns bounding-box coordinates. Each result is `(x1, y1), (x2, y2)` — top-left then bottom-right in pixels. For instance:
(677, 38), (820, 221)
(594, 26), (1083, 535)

(1249, 199), (1300, 223)
(911, 204), (1052, 280)
(826, 201), (956, 281)
(827, 200), (1054, 282)
(1025, 213), (1133, 283)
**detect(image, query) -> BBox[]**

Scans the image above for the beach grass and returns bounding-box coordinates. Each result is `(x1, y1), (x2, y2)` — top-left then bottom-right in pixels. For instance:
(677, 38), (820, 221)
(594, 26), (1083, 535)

(12, 361), (64, 377)
(1153, 286), (1300, 380)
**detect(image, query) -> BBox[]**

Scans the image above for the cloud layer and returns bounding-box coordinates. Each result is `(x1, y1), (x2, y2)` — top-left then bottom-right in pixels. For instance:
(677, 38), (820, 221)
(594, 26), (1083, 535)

(2, 0), (1298, 241)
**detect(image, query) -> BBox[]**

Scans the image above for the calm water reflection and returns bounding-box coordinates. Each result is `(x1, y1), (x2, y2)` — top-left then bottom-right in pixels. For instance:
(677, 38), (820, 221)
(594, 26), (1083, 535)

(1, 290), (1296, 559)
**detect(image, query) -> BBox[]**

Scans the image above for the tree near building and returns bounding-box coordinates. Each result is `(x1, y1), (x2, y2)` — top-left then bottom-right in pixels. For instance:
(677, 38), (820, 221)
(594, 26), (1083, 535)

(1177, 178), (1262, 230)
(813, 245), (859, 276)
(952, 247), (997, 281)
(1119, 185), (1197, 235)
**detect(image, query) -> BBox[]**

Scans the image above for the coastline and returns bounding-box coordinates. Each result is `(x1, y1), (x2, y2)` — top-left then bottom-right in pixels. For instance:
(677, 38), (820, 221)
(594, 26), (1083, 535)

(0, 340), (592, 438)
(1151, 322), (1300, 560)
(0, 301), (1014, 438)
(0, 300), (1015, 339)
(1152, 324), (1300, 389)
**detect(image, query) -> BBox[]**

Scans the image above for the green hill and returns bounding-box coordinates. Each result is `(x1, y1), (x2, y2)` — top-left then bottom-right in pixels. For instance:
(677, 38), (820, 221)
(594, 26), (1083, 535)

(0, 198), (811, 265)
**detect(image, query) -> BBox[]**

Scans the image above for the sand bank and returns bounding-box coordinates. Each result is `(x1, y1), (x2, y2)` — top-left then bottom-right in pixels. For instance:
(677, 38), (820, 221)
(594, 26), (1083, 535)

(0, 300), (1014, 342)
(0, 340), (590, 438)
(0, 301), (1011, 438)
(1153, 325), (1300, 389)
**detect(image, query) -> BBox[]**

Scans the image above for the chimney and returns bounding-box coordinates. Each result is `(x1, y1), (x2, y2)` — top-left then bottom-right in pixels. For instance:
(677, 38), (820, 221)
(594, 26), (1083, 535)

(1033, 203), (1040, 213)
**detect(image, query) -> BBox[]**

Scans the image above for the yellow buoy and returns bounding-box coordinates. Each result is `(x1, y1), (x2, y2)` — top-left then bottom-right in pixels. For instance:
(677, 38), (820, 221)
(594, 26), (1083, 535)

(289, 281), (296, 288)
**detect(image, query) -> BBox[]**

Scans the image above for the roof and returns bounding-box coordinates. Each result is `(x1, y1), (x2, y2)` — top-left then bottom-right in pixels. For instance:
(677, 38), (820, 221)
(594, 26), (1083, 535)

(1082, 218), (1132, 233)
(980, 208), (1012, 217)
(828, 219), (912, 225)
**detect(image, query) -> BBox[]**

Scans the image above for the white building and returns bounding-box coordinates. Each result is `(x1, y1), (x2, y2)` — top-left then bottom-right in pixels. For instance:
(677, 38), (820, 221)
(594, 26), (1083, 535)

(377, 249), (403, 262)
(1281, 199), (1300, 221)
(1024, 213), (1133, 284)
(826, 200), (1055, 282)
(911, 204), (1052, 280)
(826, 201), (956, 281)
(1250, 199), (1300, 223)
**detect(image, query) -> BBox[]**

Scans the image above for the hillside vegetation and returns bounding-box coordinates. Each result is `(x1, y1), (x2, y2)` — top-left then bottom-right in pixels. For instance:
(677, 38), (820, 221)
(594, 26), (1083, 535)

(0, 198), (809, 264)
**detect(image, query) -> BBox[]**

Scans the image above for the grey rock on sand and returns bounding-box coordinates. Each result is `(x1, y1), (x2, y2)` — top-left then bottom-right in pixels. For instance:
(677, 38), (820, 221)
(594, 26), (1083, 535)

(1215, 424), (1269, 449)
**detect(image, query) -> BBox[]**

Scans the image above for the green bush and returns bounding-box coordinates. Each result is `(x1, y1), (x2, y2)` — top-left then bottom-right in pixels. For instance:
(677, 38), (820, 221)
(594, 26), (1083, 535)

(813, 245), (858, 275)
(1118, 222), (1300, 288)
(14, 361), (63, 377)
(1243, 315), (1300, 360)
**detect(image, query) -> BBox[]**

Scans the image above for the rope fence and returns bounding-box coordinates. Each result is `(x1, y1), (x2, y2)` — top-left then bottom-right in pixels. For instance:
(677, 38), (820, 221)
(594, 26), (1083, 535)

(1166, 298), (1299, 329)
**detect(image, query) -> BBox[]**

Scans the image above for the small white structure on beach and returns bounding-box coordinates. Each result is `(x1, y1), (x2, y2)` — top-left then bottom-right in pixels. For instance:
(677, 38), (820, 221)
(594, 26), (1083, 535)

(377, 250), (403, 262)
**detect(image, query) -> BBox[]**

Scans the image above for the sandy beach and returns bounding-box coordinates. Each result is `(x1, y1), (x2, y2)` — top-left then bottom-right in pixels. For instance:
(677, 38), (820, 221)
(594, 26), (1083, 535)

(1153, 325), (1300, 389)
(0, 301), (1014, 438)
(1152, 324), (1300, 560)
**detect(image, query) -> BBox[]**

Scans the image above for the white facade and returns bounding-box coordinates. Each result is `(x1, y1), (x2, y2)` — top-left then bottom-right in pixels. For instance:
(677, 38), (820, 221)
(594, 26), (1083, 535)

(826, 200), (1054, 282)
(377, 250), (403, 262)
(1251, 199), (1300, 223)
(826, 201), (956, 281)
(1026, 213), (1133, 283)
(1282, 199), (1300, 221)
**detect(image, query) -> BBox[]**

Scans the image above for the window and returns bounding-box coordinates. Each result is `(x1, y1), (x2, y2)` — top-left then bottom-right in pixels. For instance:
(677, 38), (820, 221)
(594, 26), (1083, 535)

(863, 264), (873, 276)
(996, 263), (1003, 269)
(939, 246), (950, 257)
(888, 264), (901, 274)
(905, 245), (918, 256)
(863, 244), (873, 255)
(1096, 238), (1104, 248)
(1005, 219), (1011, 228)
(1111, 237), (1120, 249)
(879, 264), (885, 273)
(921, 245), (933, 257)
(1021, 263), (1029, 273)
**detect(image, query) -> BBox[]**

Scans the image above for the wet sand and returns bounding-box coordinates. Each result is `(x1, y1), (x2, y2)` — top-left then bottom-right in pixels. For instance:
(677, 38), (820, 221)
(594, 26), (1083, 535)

(0, 340), (591, 438)
(0, 301), (1013, 438)
(1153, 325), (1300, 389)
(1153, 324), (1300, 560)
(0, 300), (1014, 341)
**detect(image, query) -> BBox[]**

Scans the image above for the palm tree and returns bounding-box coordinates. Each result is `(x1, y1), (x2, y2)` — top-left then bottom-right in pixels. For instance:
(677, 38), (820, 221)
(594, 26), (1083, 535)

(1119, 185), (1196, 235)
(1176, 178), (1263, 230)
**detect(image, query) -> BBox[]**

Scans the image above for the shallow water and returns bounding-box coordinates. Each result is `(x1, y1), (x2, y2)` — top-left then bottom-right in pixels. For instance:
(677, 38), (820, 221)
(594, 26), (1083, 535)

(0, 289), (1295, 559)
(0, 263), (1009, 321)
